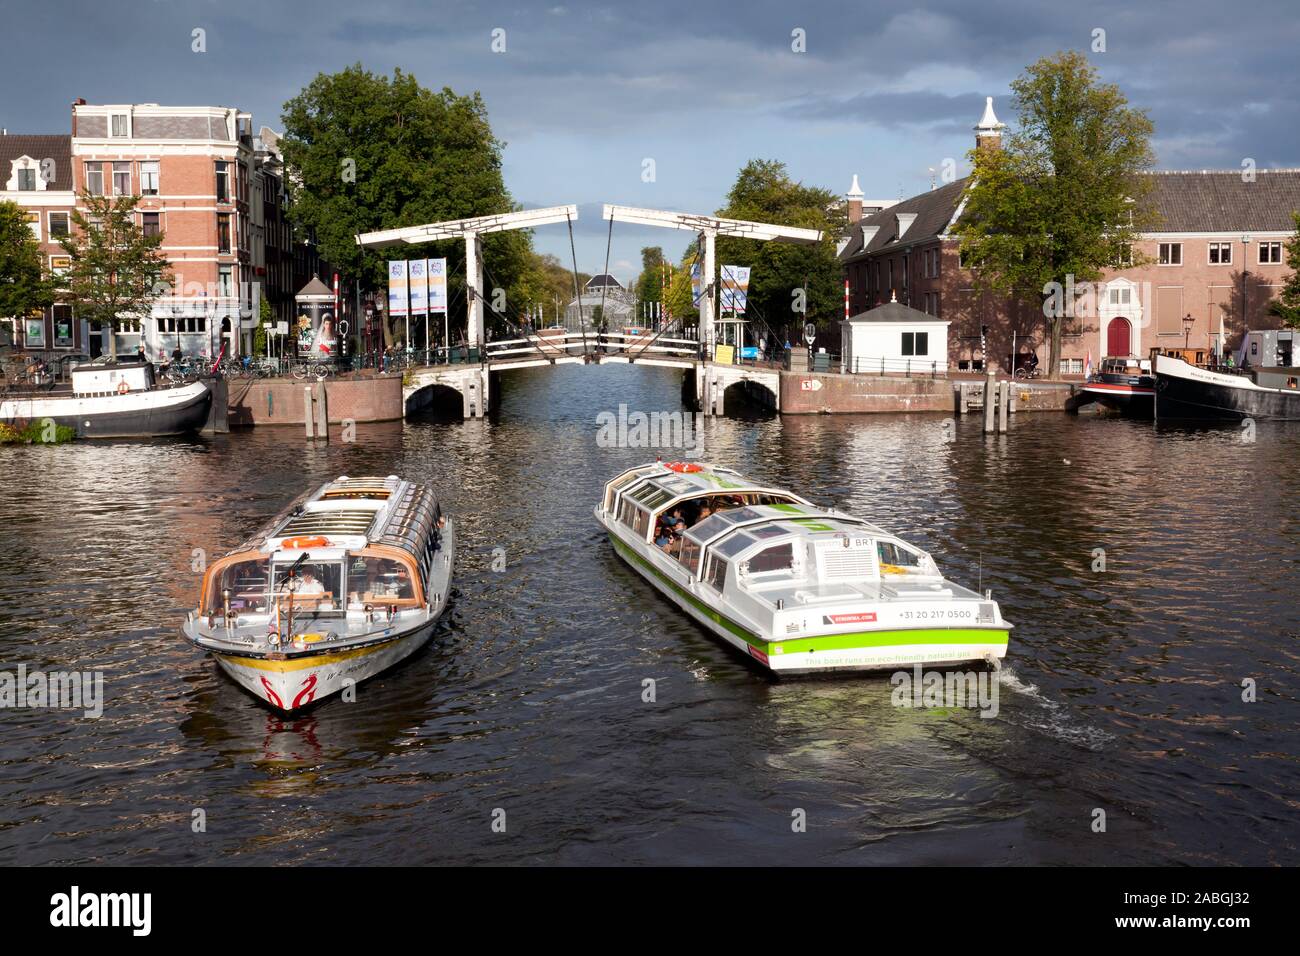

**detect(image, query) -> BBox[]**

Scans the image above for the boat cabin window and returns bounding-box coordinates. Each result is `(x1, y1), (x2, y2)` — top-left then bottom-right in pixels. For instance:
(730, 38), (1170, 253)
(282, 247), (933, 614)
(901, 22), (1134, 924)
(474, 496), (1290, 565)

(746, 542), (794, 575)
(347, 555), (416, 605)
(271, 560), (344, 611)
(617, 497), (639, 529)
(677, 535), (704, 575)
(877, 541), (924, 574)
(633, 507), (652, 538)
(209, 557), (270, 613)
(604, 468), (657, 512)
(705, 555), (728, 592)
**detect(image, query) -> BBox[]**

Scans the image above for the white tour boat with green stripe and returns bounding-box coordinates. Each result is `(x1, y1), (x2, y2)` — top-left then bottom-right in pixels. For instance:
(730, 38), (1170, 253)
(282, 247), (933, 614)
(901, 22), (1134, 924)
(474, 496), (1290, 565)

(596, 462), (1011, 675)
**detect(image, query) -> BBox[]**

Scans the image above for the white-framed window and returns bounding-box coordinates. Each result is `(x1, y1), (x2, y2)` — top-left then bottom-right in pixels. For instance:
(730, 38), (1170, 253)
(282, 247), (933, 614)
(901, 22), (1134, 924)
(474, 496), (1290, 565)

(1208, 242), (1232, 265)
(1109, 286), (1131, 305)
(901, 331), (929, 356)
(218, 265), (234, 297)
(1259, 241), (1284, 264)
(215, 161), (230, 203)
(1158, 242), (1182, 265)
(1059, 358), (1084, 375)
(112, 162), (131, 196)
(140, 161), (159, 196)
(48, 211), (70, 239)
(1115, 244), (1133, 267)
(17, 167), (36, 190)
(23, 210), (40, 240)
(84, 162), (104, 195)
(49, 255), (71, 274)
(111, 113), (129, 137)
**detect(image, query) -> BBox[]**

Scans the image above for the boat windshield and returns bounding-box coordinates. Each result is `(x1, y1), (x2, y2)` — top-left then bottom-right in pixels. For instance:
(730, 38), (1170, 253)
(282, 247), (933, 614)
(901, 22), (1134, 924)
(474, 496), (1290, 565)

(208, 556), (270, 613)
(271, 560), (344, 612)
(345, 554), (417, 606)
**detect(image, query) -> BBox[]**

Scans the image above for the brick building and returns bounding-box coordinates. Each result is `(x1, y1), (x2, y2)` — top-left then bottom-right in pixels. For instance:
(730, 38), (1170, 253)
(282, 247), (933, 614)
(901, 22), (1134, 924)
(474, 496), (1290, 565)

(0, 131), (77, 350)
(839, 98), (1300, 374)
(71, 101), (256, 359)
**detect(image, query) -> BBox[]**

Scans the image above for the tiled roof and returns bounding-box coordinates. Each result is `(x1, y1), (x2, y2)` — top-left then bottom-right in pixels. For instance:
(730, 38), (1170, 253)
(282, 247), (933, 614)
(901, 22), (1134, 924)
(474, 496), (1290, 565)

(0, 134), (73, 190)
(844, 300), (948, 324)
(838, 168), (1300, 263)
(1143, 169), (1300, 233)
(839, 177), (967, 262)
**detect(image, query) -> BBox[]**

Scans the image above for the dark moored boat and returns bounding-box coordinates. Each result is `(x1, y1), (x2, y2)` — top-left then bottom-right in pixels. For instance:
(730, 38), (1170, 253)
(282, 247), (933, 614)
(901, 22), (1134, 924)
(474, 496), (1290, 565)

(1154, 354), (1300, 421)
(1079, 357), (1155, 417)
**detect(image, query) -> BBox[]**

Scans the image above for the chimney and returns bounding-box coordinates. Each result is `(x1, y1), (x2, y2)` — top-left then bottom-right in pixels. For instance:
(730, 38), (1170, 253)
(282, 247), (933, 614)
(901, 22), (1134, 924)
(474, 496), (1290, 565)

(846, 174), (865, 224)
(975, 96), (1006, 153)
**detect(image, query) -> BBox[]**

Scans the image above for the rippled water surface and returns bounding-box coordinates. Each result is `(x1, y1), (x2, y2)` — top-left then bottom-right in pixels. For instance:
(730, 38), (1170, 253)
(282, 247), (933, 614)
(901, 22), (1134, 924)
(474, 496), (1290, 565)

(1, 364), (1297, 865)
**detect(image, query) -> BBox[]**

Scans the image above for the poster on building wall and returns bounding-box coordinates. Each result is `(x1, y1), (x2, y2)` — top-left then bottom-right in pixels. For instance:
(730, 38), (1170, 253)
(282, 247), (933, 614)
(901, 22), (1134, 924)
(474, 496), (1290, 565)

(388, 260), (409, 317)
(409, 259), (428, 314)
(429, 258), (448, 312)
(24, 317), (45, 348)
(720, 265), (751, 314)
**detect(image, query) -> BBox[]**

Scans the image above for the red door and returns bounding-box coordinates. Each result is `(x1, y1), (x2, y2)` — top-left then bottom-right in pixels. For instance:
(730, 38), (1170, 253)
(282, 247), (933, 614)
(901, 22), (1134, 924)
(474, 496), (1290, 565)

(1106, 317), (1132, 357)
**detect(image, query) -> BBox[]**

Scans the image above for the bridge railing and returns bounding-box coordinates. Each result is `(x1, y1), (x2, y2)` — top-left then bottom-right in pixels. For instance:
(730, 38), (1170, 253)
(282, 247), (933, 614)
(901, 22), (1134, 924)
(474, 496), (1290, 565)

(597, 332), (699, 359)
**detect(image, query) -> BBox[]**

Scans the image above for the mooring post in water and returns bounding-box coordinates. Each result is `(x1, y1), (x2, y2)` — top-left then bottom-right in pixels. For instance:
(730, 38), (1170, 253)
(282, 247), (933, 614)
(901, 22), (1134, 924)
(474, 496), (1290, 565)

(304, 386), (315, 439)
(998, 380), (1010, 433)
(983, 367), (996, 433)
(314, 380), (329, 441)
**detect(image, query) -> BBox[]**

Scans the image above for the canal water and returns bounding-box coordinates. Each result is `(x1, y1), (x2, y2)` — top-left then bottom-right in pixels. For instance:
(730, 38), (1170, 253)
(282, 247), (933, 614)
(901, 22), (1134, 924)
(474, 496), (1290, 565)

(1, 364), (1296, 865)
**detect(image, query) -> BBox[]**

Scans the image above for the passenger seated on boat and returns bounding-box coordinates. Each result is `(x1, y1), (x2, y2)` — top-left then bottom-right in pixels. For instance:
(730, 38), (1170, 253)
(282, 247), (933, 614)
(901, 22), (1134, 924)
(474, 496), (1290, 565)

(693, 503), (714, 526)
(657, 517), (686, 552)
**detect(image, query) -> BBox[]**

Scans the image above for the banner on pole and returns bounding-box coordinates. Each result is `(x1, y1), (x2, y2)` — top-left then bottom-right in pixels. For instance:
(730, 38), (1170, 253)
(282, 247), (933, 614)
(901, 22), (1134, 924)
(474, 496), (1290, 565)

(429, 258), (448, 313)
(409, 259), (428, 314)
(388, 260), (409, 317)
(690, 263), (703, 306)
(720, 265), (751, 313)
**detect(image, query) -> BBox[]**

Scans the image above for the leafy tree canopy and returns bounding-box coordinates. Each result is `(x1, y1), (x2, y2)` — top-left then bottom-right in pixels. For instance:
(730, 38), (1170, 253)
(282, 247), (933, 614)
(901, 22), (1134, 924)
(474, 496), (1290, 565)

(0, 199), (55, 322)
(1268, 211), (1300, 330)
(713, 159), (845, 340)
(59, 192), (170, 359)
(279, 64), (539, 335)
(953, 50), (1157, 373)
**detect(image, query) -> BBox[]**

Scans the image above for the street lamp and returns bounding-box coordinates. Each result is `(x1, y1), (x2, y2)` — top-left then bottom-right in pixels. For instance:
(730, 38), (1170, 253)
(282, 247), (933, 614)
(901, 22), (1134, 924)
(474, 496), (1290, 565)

(1182, 312), (1194, 349)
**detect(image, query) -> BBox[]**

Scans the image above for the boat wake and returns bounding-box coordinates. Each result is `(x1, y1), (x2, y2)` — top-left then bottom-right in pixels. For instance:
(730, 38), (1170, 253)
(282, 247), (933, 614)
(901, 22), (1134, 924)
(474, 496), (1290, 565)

(996, 665), (1114, 751)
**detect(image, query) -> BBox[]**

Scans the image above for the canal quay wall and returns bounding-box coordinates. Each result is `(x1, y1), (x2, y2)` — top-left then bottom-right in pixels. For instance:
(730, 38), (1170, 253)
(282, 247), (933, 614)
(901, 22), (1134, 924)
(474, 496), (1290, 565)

(226, 375), (404, 427)
(776, 370), (1075, 415)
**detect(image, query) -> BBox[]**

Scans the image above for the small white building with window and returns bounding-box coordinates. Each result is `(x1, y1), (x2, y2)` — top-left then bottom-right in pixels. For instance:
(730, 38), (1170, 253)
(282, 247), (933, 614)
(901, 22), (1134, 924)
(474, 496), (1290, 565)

(840, 296), (950, 375)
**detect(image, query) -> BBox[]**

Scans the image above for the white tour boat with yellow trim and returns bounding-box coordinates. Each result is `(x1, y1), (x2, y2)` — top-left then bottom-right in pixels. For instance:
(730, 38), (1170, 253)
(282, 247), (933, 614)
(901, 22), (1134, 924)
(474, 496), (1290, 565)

(596, 462), (1011, 675)
(183, 475), (454, 711)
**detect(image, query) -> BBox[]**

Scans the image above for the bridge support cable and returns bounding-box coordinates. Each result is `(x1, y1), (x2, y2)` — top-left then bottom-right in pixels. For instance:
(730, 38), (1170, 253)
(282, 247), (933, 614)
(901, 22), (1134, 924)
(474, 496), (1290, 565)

(565, 211), (592, 356)
(624, 244), (701, 362)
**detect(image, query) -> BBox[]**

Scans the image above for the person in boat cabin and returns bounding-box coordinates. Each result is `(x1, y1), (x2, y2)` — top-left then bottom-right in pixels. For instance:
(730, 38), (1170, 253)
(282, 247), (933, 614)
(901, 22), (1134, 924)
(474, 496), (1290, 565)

(295, 569), (325, 596)
(694, 502), (715, 526)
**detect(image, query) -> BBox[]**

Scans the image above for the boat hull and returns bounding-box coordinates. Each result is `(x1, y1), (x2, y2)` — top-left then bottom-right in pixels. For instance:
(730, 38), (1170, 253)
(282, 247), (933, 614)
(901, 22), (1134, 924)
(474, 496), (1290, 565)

(211, 620), (439, 711)
(1080, 380), (1154, 416)
(1155, 356), (1300, 421)
(607, 532), (1008, 676)
(0, 381), (212, 437)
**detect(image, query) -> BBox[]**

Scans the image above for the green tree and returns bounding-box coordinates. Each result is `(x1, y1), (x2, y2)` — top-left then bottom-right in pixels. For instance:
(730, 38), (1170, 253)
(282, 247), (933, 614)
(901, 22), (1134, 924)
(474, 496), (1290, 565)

(953, 51), (1157, 375)
(713, 159), (845, 341)
(0, 199), (56, 333)
(1268, 211), (1300, 329)
(59, 192), (170, 359)
(279, 64), (535, 340)
(634, 246), (666, 313)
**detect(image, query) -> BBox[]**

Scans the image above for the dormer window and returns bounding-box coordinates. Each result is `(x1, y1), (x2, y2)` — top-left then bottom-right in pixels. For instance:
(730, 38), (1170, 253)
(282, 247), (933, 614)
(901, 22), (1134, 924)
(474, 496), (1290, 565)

(17, 167), (35, 190)
(111, 113), (129, 137)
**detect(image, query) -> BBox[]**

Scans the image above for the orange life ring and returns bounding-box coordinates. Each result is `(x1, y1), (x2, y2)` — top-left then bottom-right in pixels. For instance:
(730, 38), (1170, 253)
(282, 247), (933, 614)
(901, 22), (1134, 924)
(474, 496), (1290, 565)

(664, 461), (702, 473)
(116, 381), (129, 395)
(282, 535), (330, 550)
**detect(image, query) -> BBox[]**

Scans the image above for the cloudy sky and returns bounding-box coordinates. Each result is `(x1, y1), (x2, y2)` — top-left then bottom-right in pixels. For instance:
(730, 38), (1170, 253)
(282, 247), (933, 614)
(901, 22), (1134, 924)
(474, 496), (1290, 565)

(4, 0), (1297, 282)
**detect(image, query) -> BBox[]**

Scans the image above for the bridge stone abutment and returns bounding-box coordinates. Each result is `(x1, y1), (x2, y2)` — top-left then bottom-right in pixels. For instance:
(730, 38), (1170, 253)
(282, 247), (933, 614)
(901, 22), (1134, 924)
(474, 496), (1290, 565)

(690, 362), (781, 415)
(403, 366), (492, 419)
